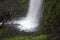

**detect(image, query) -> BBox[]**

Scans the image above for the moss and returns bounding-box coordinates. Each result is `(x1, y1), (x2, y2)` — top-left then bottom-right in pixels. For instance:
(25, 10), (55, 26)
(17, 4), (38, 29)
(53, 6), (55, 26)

(4, 35), (47, 40)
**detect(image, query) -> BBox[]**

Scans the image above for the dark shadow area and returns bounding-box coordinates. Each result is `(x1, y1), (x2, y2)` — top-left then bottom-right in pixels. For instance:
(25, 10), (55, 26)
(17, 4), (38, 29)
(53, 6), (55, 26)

(0, 0), (4, 2)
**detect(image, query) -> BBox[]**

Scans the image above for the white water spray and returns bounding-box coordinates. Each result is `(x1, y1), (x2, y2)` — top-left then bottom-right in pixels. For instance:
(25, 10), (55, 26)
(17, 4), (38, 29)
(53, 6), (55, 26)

(0, 0), (43, 32)
(14, 0), (44, 32)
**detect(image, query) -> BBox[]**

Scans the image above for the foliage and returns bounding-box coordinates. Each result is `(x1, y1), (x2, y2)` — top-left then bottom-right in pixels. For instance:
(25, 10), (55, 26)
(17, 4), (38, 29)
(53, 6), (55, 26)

(42, 0), (60, 40)
(4, 35), (47, 40)
(0, 0), (60, 40)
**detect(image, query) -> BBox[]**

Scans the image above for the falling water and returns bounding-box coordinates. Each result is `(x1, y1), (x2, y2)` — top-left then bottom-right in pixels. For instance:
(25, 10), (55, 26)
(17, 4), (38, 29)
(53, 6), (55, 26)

(0, 0), (43, 32)
(14, 0), (44, 32)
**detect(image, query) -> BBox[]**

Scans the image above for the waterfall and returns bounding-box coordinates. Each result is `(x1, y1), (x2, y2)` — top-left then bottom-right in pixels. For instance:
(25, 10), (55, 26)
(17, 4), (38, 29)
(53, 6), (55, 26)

(15, 0), (43, 32)
(0, 0), (43, 32)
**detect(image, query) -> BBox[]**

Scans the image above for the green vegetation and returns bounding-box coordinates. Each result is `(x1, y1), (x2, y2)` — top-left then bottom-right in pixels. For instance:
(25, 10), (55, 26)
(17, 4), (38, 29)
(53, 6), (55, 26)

(4, 35), (47, 40)
(43, 0), (60, 40)
(0, 0), (60, 40)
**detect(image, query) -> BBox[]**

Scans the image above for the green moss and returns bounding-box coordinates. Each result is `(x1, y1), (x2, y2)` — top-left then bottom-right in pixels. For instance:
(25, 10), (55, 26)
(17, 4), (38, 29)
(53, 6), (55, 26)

(4, 35), (47, 40)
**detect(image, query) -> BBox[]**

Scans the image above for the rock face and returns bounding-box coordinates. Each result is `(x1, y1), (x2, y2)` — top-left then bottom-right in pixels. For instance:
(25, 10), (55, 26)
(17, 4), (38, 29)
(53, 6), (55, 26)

(0, 0), (28, 28)
(0, 0), (28, 18)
